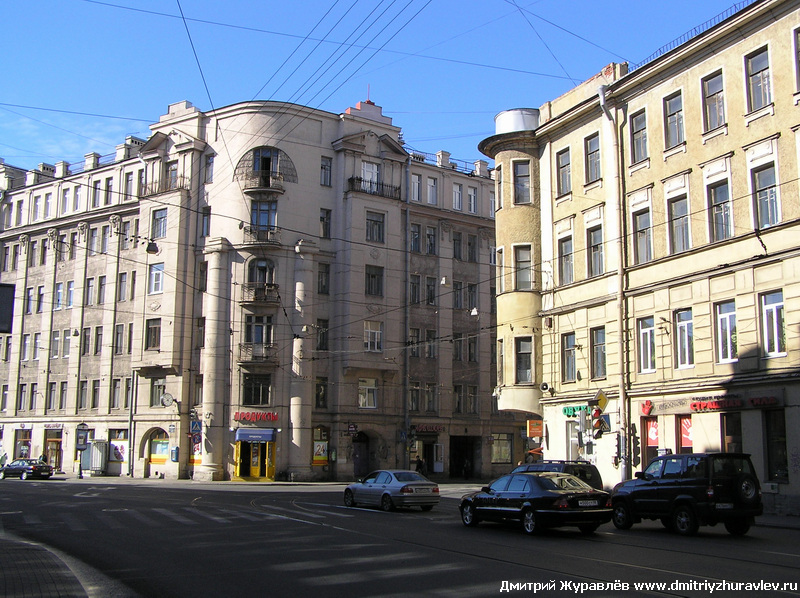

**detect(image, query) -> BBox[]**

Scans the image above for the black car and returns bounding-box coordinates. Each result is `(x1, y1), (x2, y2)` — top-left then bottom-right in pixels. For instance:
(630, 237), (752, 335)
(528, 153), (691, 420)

(0, 459), (53, 480)
(511, 460), (604, 490)
(460, 472), (612, 535)
(611, 452), (762, 536)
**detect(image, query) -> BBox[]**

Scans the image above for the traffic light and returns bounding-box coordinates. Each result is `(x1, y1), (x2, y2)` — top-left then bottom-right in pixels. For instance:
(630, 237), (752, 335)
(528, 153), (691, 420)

(591, 407), (604, 439)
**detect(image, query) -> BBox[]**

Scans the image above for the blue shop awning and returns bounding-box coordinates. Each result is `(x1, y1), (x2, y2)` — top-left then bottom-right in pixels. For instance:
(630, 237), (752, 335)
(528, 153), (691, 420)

(235, 428), (276, 442)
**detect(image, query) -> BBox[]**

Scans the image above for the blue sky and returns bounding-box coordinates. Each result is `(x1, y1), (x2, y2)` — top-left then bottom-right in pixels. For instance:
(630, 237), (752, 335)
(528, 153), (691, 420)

(1, 0), (743, 171)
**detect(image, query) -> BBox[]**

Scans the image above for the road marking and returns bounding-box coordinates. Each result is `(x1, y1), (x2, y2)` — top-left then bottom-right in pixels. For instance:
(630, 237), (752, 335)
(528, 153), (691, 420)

(95, 512), (126, 530)
(152, 508), (198, 525)
(124, 510), (160, 527)
(258, 504), (325, 519)
(215, 508), (270, 522)
(183, 508), (228, 523)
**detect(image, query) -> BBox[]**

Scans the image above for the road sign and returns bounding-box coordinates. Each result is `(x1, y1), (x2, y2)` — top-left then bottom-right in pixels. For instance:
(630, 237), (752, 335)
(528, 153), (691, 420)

(592, 389), (609, 411)
(190, 420), (202, 434)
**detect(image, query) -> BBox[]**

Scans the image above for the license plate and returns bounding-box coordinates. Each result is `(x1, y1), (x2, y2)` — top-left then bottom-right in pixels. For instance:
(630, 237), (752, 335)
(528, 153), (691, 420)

(578, 500), (597, 507)
(716, 502), (733, 509)
(415, 488), (431, 493)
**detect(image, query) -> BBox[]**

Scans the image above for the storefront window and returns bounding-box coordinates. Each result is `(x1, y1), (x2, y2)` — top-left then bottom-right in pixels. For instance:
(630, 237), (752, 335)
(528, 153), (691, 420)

(491, 433), (512, 464)
(721, 412), (741, 453)
(765, 409), (788, 482)
(677, 415), (692, 454)
(643, 417), (658, 465)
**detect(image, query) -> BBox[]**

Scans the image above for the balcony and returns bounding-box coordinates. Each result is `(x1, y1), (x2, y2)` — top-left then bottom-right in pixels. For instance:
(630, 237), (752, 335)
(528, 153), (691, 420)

(243, 226), (281, 245)
(240, 283), (280, 304)
(141, 175), (190, 197)
(240, 170), (285, 193)
(238, 343), (278, 365)
(348, 176), (401, 200)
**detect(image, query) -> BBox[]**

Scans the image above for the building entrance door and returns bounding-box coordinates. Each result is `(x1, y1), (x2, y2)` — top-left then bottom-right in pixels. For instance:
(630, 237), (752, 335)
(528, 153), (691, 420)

(235, 441), (275, 480)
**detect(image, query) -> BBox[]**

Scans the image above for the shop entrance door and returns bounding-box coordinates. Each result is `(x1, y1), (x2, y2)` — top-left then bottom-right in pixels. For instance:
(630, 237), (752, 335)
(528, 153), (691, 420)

(235, 441), (275, 480)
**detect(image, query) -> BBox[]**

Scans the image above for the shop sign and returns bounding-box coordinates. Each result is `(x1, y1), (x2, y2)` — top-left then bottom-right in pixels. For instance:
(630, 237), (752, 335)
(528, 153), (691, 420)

(641, 398), (690, 416)
(43, 423), (63, 429)
(690, 398), (744, 412)
(562, 405), (589, 417)
(313, 441), (329, 466)
(415, 424), (445, 433)
(233, 411), (278, 422)
(527, 420), (543, 438)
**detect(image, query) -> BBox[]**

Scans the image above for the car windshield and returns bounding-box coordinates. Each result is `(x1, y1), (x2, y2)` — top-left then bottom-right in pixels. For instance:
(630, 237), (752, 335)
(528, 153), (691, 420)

(394, 472), (427, 482)
(712, 456), (754, 478)
(537, 474), (593, 491)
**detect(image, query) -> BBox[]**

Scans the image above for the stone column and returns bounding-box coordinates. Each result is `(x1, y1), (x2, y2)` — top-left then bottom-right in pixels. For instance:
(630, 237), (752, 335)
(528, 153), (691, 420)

(195, 238), (231, 481)
(288, 240), (317, 480)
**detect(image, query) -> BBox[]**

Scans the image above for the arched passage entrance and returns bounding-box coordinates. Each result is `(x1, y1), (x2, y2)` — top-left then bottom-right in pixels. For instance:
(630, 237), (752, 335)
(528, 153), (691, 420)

(139, 428), (169, 478)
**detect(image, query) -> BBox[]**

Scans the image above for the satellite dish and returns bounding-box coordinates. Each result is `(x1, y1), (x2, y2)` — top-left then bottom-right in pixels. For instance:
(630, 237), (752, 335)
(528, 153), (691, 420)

(160, 393), (175, 407)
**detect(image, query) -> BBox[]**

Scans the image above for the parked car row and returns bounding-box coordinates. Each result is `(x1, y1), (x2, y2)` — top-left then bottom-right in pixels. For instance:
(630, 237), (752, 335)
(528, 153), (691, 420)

(343, 453), (763, 538)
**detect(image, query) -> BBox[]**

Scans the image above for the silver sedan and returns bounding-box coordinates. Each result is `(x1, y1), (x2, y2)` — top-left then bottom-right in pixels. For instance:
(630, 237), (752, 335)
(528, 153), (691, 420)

(343, 469), (440, 511)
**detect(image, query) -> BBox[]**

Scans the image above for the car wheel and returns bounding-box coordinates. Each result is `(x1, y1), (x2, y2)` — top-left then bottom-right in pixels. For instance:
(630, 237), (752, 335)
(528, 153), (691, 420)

(724, 518), (750, 536)
(612, 501), (633, 530)
(579, 523), (600, 535)
(420, 505), (434, 512)
(522, 509), (541, 535)
(736, 474), (758, 505)
(20, 472), (28, 480)
(672, 505), (699, 536)
(343, 489), (356, 507)
(461, 503), (479, 527)
(380, 494), (394, 512)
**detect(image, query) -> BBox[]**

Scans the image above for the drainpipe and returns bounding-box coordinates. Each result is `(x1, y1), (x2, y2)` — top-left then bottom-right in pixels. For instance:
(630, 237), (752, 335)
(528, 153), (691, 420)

(599, 85), (630, 482)
(403, 154), (411, 470)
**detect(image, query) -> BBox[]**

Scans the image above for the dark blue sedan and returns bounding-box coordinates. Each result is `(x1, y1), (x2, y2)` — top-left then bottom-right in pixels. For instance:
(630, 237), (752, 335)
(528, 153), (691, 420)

(0, 459), (53, 480)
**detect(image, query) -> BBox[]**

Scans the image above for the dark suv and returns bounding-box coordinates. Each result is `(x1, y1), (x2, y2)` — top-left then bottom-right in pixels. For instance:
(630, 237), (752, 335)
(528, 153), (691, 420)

(512, 460), (603, 490)
(611, 452), (762, 536)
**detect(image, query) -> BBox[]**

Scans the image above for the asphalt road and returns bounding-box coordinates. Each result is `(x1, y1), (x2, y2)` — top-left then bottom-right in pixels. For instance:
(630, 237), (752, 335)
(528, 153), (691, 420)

(0, 479), (798, 597)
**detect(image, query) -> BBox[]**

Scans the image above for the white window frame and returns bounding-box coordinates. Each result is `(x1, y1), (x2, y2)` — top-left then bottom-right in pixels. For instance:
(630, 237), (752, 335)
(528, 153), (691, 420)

(452, 183), (463, 211)
(638, 316), (656, 373)
(358, 378), (378, 409)
(148, 263), (165, 294)
(715, 301), (737, 363)
(364, 321), (383, 352)
(675, 309), (694, 369)
(761, 290), (785, 356)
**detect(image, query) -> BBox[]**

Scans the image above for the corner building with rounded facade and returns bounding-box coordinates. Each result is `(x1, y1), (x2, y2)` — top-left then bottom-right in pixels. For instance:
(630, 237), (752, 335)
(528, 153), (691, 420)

(0, 99), (528, 482)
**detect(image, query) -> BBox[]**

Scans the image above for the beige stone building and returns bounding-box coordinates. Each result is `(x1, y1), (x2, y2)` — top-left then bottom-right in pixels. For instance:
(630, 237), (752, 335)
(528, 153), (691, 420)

(481, 0), (798, 513)
(0, 99), (527, 482)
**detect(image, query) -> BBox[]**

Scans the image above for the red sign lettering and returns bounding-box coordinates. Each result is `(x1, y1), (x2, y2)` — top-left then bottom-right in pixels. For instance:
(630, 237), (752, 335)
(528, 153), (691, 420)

(233, 411), (278, 422)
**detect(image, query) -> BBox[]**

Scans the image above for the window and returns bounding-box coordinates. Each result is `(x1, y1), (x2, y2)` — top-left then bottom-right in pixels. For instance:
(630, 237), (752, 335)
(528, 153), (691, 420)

(585, 134), (600, 183)
(44, 193), (52, 219)
(675, 309), (694, 368)
(408, 328), (420, 357)
(562, 333), (576, 382)
(316, 319), (329, 351)
(425, 329), (437, 358)
(426, 226), (436, 255)
(409, 274), (421, 304)
(425, 383), (437, 412)
(78, 381), (88, 409)
(36, 285), (44, 313)
(495, 165), (503, 209)
(318, 263), (330, 295)
(319, 209), (331, 239)
(468, 335), (477, 362)
(453, 232), (462, 260)
(200, 207), (211, 237)
(453, 385), (465, 413)
(765, 410), (788, 482)
(468, 187), (477, 213)
(515, 337), (532, 383)
(145, 319), (161, 350)
(631, 110), (648, 164)
(638, 317), (656, 373)
(243, 374), (271, 406)
(633, 210), (652, 264)
(81, 327), (90, 355)
(411, 174), (421, 201)
(97, 276), (106, 304)
(558, 237), (573, 285)
(753, 164), (778, 229)
(409, 223), (420, 252)
(114, 324), (125, 355)
(91, 380), (100, 408)
(104, 177), (113, 205)
(148, 263), (164, 294)
(251, 200), (277, 230)
(587, 226), (603, 277)
(557, 149), (571, 195)
(315, 378), (328, 409)
(709, 181), (732, 242)
(88, 229), (97, 255)
(491, 434), (512, 464)
(366, 211), (385, 243)
(25, 287), (33, 314)
(513, 162), (530, 203)
(124, 172), (134, 200)
(244, 315), (272, 347)
(51, 330), (60, 359)
(364, 321), (383, 352)
(84, 279), (94, 306)
(118, 272), (127, 302)
(166, 161), (179, 190)
(111, 379), (121, 409)
(204, 155), (214, 184)
(94, 326), (103, 355)
(669, 196), (690, 254)
(467, 235), (477, 263)
(664, 92), (684, 148)
(361, 161), (380, 193)
(590, 327), (606, 379)
(514, 245), (532, 290)
(62, 330), (70, 358)
(66, 281), (74, 307)
(703, 71), (725, 131)
(320, 156), (332, 186)
(73, 186), (81, 211)
(452, 183), (463, 210)
(151, 208), (167, 239)
(408, 382), (420, 412)
(32, 333), (41, 360)
(467, 284), (477, 310)
(59, 382), (68, 410)
(364, 265), (383, 296)
(53, 282), (63, 310)
(92, 180), (101, 208)
(746, 47), (771, 112)
(715, 301), (737, 363)
(425, 277), (436, 306)
(61, 188), (71, 213)
(18, 384), (27, 411)
(358, 378), (378, 409)
(453, 333), (464, 361)
(427, 177), (437, 205)
(761, 290), (785, 356)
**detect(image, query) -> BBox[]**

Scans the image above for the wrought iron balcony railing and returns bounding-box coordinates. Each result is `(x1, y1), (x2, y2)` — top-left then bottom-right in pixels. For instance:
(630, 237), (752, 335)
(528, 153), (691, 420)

(240, 283), (280, 304)
(347, 176), (401, 200)
(243, 226), (281, 245)
(238, 343), (278, 363)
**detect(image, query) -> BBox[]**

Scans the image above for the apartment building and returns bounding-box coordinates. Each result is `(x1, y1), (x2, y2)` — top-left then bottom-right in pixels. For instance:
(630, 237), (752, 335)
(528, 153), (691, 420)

(481, 0), (798, 513)
(0, 98), (528, 482)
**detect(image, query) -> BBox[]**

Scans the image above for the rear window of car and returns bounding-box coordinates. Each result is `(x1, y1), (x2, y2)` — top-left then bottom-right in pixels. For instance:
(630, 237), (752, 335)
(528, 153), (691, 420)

(712, 456), (754, 478)
(536, 474), (592, 491)
(394, 472), (427, 482)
